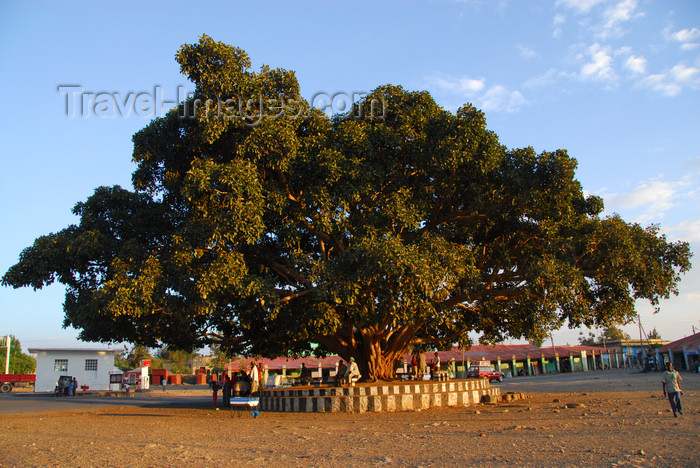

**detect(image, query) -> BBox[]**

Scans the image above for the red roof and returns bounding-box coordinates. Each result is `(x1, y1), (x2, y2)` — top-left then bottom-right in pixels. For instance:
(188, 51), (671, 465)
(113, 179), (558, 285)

(658, 332), (700, 353)
(226, 355), (346, 371)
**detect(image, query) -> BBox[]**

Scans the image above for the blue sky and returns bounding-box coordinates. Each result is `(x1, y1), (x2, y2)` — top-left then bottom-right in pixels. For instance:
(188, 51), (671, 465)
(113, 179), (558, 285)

(1, 0), (699, 351)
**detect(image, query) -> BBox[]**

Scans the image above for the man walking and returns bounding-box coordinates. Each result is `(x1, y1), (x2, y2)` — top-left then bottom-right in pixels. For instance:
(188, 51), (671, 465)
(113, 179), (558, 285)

(661, 362), (683, 417)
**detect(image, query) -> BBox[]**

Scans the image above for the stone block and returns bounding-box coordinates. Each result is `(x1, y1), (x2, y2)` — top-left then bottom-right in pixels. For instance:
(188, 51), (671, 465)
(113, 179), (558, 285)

(368, 396), (382, 412)
(400, 394), (414, 411)
(447, 392), (458, 407)
(385, 395), (396, 412)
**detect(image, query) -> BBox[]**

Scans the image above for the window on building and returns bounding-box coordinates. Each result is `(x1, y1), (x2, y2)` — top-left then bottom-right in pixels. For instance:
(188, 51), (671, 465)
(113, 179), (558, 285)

(85, 359), (98, 371)
(54, 359), (68, 372)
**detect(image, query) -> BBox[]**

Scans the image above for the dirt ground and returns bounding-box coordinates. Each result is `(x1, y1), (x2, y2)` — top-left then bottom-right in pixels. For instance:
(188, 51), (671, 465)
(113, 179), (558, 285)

(1, 370), (697, 467)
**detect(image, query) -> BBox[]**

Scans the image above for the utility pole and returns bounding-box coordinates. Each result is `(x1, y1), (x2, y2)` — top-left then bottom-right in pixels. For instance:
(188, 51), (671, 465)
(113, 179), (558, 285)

(550, 333), (559, 373)
(2, 336), (10, 374)
(638, 316), (644, 367)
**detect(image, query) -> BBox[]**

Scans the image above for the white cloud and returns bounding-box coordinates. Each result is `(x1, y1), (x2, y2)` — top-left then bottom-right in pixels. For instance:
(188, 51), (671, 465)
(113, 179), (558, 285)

(680, 43), (700, 51)
(623, 55), (646, 74)
(580, 43), (616, 81)
(600, 171), (700, 235)
(637, 73), (682, 97)
(523, 69), (559, 89)
(555, 0), (606, 14)
(556, 0), (641, 39)
(672, 27), (700, 42)
(670, 64), (700, 83)
(423, 75), (526, 113)
(429, 75), (485, 95)
(598, 0), (640, 39)
(517, 44), (537, 60)
(635, 63), (700, 96)
(479, 86), (527, 113)
(665, 26), (700, 51)
(606, 180), (676, 215)
(552, 13), (566, 38)
(666, 219), (700, 243)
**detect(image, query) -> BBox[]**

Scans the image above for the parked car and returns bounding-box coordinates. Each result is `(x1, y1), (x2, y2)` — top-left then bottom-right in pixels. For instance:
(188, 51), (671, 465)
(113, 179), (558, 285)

(466, 365), (505, 382)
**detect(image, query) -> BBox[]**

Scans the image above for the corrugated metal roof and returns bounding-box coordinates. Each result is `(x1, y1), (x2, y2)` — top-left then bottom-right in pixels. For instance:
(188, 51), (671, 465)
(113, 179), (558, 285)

(657, 332), (700, 353)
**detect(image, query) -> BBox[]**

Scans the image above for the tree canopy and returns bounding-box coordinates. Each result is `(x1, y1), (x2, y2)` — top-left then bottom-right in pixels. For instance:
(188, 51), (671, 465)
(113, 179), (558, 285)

(114, 344), (197, 373)
(578, 326), (631, 346)
(2, 36), (692, 380)
(0, 336), (36, 375)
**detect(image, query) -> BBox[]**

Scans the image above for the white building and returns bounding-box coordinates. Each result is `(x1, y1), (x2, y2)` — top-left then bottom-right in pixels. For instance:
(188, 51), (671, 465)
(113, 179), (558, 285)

(28, 348), (120, 393)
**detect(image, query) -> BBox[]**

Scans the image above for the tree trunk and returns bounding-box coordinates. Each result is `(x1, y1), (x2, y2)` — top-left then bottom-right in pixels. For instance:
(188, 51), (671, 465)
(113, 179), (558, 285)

(357, 332), (410, 381)
(316, 323), (420, 381)
(360, 347), (402, 381)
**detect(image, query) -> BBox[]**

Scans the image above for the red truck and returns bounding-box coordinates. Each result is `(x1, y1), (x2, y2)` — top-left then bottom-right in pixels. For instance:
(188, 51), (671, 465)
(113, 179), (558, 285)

(0, 374), (36, 393)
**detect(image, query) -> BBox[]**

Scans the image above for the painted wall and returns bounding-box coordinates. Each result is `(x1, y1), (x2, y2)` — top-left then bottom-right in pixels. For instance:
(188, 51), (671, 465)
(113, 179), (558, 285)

(29, 349), (118, 392)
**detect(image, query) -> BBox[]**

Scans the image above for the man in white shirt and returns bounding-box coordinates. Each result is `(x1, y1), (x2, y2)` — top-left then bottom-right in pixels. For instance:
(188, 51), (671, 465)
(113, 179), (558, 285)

(344, 357), (361, 385)
(661, 362), (683, 417)
(250, 362), (260, 395)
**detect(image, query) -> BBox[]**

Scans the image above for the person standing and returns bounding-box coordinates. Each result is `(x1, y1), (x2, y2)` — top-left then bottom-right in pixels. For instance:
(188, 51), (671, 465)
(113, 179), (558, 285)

(211, 379), (221, 407)
(661, 362), (683, 417)
(300, 363), (311, 386)
(336, 360), (347, 386)
(222, 374), (232, 407)
(72, 377), (78, 396)
(432, 352), (441, 379)
(250, 362), (260, 395)
(411, 354), (419, 380)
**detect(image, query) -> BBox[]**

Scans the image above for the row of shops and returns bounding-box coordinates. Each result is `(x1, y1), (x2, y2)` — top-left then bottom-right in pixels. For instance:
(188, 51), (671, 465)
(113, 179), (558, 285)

(225, 345), (625, 381)
(225, 333), (700, 381)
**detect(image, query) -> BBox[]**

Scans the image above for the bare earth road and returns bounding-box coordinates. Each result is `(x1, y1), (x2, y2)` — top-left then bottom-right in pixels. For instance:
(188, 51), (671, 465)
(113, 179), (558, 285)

(1, 370), (697, 467)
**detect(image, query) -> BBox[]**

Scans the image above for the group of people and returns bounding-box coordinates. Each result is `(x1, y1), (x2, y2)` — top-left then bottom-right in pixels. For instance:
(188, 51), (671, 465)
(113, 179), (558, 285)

(334, 357), (361, 386)
(56, 377), (78, 396)
(214, 362), (262, 407)
(281, 358), (362, 387)
(411, 352), (446, 380)
(212, 357), (361, 405)
(298, 358), (361, 386)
